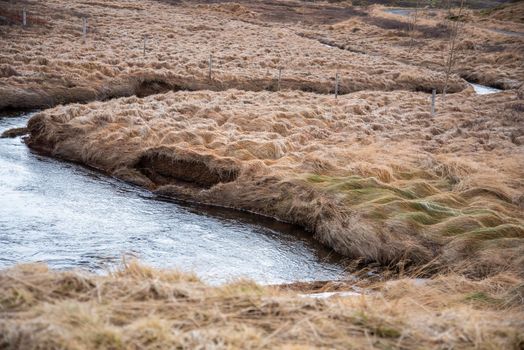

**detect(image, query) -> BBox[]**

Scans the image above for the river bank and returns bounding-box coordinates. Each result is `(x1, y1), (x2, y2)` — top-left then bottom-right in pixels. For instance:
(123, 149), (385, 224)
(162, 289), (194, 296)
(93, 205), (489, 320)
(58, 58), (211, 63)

(0, 113), (347, 285)
(1, 1), (523, 348)
(23, 88), (524, 277)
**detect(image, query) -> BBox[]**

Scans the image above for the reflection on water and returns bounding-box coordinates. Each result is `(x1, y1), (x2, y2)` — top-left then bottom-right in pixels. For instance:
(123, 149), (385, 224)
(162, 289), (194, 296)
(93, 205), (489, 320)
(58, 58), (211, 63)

(384, 8), (413, 17)
(470, 83), (502, 95)
(0, 113), (347, 284)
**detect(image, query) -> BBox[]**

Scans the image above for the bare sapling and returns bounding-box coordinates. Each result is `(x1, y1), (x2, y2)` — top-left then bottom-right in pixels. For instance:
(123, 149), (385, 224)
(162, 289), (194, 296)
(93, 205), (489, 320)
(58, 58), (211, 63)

(442, 0), (466, 101)
(277, 67), (282, 91)
(82, 17), (87, 44)
(335, 72), (340, 99)
(407, 0), (421, 54)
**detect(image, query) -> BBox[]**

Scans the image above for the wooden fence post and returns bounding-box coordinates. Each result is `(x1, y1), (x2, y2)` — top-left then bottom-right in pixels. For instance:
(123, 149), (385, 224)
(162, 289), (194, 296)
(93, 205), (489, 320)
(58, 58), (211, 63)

(278, 67), (282, 91)
(82, 17), (87, 43)
(431, 88), (436, 116)
(208, 54), (212, 80)
(335, 72), (340, 99)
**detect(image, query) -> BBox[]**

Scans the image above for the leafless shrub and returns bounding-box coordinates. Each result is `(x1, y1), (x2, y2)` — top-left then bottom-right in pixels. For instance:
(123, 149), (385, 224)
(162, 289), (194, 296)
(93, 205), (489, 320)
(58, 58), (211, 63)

(442, 0), (466, 99)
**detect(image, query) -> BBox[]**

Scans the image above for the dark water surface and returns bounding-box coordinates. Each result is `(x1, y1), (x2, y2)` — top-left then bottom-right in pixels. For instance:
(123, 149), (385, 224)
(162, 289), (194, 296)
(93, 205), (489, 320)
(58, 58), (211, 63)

(0, 113), (346, 284)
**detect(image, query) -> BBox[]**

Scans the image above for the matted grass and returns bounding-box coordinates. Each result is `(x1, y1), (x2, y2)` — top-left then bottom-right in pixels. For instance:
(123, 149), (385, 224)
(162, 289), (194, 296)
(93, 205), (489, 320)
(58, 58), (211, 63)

(24, 88), (524, 276)
(0, 261), (523, 349)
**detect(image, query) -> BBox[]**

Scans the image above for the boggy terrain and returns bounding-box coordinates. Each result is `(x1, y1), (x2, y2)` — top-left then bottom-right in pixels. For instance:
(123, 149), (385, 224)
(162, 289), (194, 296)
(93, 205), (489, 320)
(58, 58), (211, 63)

(26, 87), (524, 276)
(2, 0), (524, 348)
(219, 1), (524, 89)
(1, 261), (523, 349)
(0, 0), (470, 111)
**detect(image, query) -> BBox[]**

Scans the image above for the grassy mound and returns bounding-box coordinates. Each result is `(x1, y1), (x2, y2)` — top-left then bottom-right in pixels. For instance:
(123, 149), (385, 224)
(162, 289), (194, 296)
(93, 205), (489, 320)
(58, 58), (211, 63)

(25, 88), (524, 276)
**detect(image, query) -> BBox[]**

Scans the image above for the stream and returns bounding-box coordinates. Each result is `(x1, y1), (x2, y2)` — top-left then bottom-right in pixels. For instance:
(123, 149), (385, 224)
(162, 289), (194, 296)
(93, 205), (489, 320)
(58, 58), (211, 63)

(0, 112), (347, 284)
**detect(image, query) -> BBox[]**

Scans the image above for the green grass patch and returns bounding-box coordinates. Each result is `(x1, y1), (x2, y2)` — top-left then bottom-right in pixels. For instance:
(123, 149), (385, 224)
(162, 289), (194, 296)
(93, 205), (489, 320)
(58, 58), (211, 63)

(464, 291), (501, 306)
(304, 173), (523, 240)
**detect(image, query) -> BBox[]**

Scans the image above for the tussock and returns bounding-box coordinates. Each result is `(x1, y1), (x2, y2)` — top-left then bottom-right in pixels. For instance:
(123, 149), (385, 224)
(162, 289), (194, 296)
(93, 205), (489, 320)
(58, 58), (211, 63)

(25, 88), (524, 276)
(0, 261), (522, 349)
(0, 127), (27, 138)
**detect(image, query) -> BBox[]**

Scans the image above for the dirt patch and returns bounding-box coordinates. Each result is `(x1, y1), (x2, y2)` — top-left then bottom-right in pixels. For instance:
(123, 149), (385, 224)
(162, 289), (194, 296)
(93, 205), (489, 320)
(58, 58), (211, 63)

(187, 0), (368, 25)
(135, 147), (240, 188)
(135, 80), (175, 98)
(363, 16), (452, 38)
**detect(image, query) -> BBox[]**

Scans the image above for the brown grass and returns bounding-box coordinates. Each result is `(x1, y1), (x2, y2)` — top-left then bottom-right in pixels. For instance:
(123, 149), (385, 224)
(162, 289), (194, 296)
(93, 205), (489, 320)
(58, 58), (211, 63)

(305, 4), (524, 89)
(480, 2), (524, 24)
(2, 2), (523, 346)
(1, 261), (522, 349)
(0, 0), (469, 111)
(24, 88), (524, 277)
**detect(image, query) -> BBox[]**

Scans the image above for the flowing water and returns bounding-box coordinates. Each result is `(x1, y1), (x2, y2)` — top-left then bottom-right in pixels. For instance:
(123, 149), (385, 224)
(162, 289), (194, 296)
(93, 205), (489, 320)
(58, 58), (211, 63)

(0, 113), (347, 284)
(384, 8), (413, 17)
(470, 83), (502, 95)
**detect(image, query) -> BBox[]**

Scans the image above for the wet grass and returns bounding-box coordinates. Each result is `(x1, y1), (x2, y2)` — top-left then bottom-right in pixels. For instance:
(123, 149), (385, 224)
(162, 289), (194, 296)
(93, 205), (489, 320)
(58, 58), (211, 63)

(306, 173), (524, 269)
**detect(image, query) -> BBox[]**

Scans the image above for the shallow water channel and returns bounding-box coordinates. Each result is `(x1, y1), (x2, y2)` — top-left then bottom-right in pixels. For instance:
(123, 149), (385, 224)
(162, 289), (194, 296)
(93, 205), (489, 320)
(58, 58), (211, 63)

(0, 113), (346, 284)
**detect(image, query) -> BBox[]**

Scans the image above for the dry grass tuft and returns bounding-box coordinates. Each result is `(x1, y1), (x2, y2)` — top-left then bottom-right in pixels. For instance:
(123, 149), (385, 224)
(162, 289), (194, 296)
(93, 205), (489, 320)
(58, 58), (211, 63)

(0, 261), (522, 349)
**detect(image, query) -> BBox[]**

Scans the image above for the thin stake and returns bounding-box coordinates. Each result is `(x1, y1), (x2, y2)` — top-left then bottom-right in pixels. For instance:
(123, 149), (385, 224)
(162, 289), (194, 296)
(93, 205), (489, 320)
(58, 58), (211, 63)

(208, 54), (212, 80)
(22, 8), (27, 26)
(82, 17), (87, 43)
(277, 67), (282, 91)
(335, 72), (340, 99)
(431, 88), (436, 116)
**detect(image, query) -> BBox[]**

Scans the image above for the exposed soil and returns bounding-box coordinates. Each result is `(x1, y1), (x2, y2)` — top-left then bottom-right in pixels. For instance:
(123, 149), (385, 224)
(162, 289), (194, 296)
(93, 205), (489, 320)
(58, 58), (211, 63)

(135, 148), (240, 188)
(187, 0), (369, 24)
